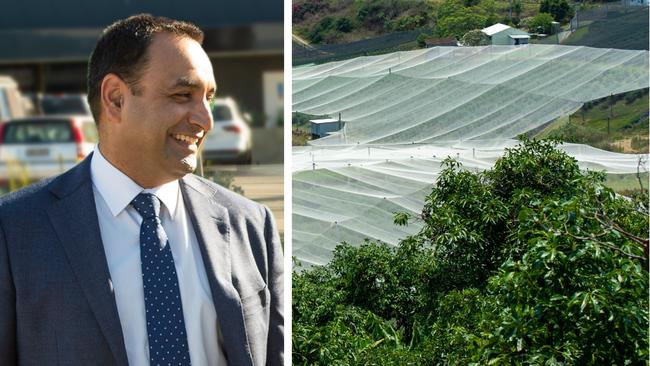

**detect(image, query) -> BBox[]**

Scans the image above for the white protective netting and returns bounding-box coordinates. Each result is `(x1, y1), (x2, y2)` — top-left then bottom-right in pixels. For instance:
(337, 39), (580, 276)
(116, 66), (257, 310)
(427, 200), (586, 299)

(292, 45), (649, 268)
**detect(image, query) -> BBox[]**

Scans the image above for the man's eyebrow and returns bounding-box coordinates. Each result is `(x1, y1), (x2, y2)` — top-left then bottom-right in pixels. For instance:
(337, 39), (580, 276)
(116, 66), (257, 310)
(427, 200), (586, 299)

(170, 77), (217, 93)
(172, 77), (201, 89)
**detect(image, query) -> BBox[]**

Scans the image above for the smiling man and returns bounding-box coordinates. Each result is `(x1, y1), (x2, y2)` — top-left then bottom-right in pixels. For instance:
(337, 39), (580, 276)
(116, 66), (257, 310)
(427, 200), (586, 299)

(0, 15), (283, 366)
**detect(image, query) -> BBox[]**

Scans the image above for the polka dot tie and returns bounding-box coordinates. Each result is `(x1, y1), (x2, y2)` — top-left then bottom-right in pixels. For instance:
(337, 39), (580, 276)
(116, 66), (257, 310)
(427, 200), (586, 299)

(131, 193), (191, 366)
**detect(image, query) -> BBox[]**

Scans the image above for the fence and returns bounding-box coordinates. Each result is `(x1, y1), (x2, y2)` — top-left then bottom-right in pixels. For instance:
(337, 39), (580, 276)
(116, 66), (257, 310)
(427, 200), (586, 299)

(293, 29), (427, 66)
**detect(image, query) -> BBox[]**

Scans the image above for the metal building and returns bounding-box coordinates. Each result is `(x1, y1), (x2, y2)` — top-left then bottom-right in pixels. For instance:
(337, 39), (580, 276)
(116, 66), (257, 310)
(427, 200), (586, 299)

(0, 0), (283, 126)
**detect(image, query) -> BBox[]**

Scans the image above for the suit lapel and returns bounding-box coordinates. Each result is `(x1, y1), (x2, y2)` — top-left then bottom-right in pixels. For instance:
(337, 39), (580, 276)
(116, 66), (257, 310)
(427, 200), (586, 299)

(46, 155), (129, 366)
(181, 177), (253, 366)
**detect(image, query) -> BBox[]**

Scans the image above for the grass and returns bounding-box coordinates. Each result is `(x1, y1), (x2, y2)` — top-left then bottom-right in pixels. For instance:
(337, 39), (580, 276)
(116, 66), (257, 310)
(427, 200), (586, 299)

(603, 172), (648, 194)
(562, 8), (649, 50)
(536, 90), (649, 153)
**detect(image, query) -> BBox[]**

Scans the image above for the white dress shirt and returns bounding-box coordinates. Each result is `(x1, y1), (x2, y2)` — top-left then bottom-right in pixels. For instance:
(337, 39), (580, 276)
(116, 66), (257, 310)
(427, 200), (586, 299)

(90, 146), (227, 366)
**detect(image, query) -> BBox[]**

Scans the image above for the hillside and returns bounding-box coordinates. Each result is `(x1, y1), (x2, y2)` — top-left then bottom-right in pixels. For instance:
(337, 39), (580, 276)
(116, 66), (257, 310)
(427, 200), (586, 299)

(536, 89), (649, 154)
(563, 6), (649, 50)
(293, 0), (541, 45)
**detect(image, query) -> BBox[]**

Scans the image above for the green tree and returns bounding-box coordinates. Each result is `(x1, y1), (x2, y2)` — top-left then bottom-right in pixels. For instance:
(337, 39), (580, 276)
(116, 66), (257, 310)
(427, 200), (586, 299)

(528, 12), (555, 34)
(540, 0), (574, 22)
(461, 29), (491, 46)
(513, 0), (523, 18)
(437, 7), (487, 39)
(436, 0), (497, 39)
(293, 138), (649, 364)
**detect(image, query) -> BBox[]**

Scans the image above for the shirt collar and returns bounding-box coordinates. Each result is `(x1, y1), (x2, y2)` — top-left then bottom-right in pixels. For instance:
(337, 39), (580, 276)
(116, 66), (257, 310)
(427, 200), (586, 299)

(90, 145), (179, 218)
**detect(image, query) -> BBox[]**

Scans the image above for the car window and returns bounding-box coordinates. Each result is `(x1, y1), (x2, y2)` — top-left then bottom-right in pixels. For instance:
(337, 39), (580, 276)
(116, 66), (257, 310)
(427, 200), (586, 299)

(41, 97), (89, 115)
(212, 105), (233, 121)
(3, 120), (73, 144)
(81, 121), (98, 143)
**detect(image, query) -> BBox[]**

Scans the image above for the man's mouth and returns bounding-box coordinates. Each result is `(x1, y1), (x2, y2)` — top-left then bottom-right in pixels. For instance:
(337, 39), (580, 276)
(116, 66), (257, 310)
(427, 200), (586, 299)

(171, 132), (203, 145)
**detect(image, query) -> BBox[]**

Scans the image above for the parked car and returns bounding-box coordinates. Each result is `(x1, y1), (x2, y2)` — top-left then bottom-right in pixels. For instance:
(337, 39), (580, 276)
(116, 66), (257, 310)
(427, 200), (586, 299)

(201, 97), (252, 164)
(38, 93), (92, 116)
(0, 115), (97, 183)
(0, 75), (27, 120)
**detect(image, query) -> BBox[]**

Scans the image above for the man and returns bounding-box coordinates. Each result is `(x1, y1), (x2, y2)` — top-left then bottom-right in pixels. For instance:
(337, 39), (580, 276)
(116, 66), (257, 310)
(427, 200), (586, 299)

(0, 14), (283, 366)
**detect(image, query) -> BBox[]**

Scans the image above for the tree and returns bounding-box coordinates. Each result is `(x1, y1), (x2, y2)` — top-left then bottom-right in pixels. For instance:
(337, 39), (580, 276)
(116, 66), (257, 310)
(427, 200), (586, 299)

(437, 7), (487, 39)
(293, 138), (649, 364)
(540, 0), (574, 22)
(513, 0), (523, 18)
(436, 0), (497, 39)
(528, 12), (555, 34)
(461, 29), (491, 46)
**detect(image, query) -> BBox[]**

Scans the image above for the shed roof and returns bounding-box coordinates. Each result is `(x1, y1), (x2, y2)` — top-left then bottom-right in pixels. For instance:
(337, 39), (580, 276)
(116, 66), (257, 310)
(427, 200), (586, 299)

(310, 118), (339, 124)
(482, 23), (511, 36)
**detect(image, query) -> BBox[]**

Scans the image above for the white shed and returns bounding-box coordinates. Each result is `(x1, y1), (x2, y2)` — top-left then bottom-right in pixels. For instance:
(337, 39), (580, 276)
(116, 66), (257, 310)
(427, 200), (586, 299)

(482, 23), (530, 46)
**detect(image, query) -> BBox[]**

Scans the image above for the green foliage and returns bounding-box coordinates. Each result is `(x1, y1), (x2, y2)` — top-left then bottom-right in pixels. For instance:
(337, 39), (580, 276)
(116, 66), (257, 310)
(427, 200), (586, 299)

(436, 0), (499, 39)
(308, 16), (335, 43)
(335, 17), (353, 33)
(388, 14), (426, 32)
(528, 12), (555, 33)
(293, 138), (649, 364)
(512, 0), (523, 18)
(540, 0), (573, 22)
(538, 89), (649, 154)
(293, 0), (328, 23)
(416, 33), (428, 48)
(460, 29), (491, 46)
(355, 0), (400, 31)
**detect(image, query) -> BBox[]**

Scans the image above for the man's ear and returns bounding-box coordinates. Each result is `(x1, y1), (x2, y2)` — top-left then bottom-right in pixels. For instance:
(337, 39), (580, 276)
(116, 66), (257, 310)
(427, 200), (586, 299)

(100, 73), (126, 123)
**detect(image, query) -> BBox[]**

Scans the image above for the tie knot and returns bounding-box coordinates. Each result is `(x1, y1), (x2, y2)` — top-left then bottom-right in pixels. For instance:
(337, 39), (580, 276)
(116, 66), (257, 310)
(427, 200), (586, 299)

(131, 193), (161, 219)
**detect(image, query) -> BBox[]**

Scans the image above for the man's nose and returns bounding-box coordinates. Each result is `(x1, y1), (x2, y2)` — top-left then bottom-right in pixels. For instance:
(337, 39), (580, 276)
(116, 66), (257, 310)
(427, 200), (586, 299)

(189, 99), (213, 131)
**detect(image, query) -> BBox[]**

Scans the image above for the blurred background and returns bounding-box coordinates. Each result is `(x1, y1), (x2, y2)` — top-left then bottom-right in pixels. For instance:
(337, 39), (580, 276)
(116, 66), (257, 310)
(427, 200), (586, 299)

(0, 0), (284, 236)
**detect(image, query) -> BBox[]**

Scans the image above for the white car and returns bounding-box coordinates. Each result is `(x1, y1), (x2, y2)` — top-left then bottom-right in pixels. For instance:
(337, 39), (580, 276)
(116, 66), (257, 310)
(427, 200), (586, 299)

(0, 115), (97, 183)
(201, 97), (252, 164)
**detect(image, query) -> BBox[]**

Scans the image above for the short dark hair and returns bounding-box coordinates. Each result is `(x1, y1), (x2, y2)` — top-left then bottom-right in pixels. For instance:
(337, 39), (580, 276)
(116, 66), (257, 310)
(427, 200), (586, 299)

(86, 14), (204, 122)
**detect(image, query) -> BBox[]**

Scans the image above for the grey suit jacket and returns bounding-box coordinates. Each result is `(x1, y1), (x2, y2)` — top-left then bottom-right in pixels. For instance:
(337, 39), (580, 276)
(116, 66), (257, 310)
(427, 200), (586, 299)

(0, 155), (284, 366)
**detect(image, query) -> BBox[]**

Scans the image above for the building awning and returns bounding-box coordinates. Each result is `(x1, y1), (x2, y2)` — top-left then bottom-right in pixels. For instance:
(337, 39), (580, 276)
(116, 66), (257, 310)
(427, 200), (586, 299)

(0, 23), (282, 64)
(509, 35), (531, 39)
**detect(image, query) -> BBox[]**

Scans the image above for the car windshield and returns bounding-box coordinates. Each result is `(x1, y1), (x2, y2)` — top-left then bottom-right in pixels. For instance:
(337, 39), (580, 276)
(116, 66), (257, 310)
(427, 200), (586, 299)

(41, 97), (88, 115)
(3, 120), (73, 144)
(212, 105), (233, 121)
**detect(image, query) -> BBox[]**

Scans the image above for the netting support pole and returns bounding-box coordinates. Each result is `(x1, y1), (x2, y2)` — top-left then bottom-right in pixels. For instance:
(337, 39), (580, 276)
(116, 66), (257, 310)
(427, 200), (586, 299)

(608, 93), (612, 135)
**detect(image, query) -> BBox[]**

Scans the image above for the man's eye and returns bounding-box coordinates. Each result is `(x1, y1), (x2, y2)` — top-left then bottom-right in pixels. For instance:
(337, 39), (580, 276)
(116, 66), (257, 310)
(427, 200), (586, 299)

(174, 93), (192, 100)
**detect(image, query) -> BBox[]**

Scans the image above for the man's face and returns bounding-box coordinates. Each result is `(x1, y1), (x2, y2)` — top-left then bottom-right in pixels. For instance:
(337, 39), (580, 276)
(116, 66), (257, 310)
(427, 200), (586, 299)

(114, 33), (216, 186)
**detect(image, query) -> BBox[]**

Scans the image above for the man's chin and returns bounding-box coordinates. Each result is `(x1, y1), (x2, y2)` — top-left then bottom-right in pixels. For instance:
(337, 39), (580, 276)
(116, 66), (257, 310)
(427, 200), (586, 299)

(178, 156), (197, 174)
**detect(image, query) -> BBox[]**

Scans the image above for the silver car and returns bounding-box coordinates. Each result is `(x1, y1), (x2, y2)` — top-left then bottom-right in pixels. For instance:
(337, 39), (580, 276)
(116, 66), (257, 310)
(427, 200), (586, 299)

(0, 115), (97, 184)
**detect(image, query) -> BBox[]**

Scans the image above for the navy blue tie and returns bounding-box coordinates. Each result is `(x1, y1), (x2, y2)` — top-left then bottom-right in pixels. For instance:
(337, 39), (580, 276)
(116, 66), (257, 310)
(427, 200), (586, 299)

(131, 193), (191, 366)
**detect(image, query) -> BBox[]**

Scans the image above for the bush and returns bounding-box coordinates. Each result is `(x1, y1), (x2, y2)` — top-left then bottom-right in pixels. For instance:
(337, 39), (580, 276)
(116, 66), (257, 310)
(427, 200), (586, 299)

(528, 12), (555, 34)
(460, 29), (491, 46)
(334, 17), (353, 33)
(389, 14), (426, 31)
(416, 33), (429, 48)
(293, 138), (648, 364)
